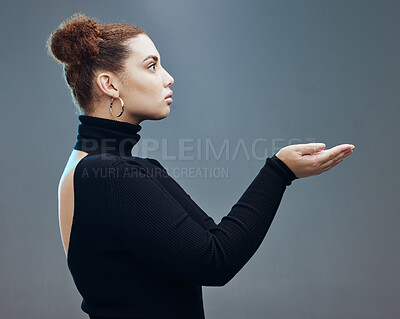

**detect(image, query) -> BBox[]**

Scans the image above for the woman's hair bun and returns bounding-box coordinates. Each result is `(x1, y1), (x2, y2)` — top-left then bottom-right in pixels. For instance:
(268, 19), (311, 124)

(47, 12), (103, 65)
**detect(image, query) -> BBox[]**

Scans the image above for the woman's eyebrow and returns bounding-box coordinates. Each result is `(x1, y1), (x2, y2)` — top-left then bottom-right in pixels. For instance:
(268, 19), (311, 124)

(142, 55), (159, 63)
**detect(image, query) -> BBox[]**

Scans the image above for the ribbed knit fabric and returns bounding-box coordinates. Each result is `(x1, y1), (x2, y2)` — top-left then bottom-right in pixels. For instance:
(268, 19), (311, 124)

(74, 115), (142, 156)
(68, 115), (298, 319)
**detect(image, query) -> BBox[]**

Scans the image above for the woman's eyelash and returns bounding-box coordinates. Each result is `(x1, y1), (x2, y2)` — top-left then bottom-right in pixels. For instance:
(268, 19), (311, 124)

(148, 63), (156, 70)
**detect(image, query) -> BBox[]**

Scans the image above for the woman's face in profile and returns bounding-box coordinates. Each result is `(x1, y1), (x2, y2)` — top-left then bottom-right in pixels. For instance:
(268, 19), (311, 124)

(120, 34), (174, 121)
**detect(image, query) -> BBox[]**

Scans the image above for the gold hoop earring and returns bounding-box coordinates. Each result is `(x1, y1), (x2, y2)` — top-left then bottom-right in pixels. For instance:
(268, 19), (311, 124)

(110, 97), (124, 117)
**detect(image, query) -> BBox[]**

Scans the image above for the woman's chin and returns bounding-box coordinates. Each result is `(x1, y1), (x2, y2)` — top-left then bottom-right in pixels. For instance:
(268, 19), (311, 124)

(153, 105), (170, 120)
(161, 104), (171, 118)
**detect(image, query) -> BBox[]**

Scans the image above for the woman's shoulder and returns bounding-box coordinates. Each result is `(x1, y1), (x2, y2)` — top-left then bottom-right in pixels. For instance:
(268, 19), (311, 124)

(74, 153), (144, 168)
(73, 154), (166, 181)
(113, 156), (168, 180)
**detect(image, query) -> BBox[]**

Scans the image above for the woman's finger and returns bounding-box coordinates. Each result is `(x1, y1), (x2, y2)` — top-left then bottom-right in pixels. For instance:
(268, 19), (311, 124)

(294, 143), (326, 155)
(314, 144), (354, 165)
(320, 151), (350, 173)
(319, 149), (353, 171)
(320, 158), (344, 174)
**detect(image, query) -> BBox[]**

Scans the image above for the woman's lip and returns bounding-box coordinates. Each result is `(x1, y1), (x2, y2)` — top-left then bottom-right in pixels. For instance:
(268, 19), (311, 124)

(165, 91), (173, 99)
(165, 97), (173, 103)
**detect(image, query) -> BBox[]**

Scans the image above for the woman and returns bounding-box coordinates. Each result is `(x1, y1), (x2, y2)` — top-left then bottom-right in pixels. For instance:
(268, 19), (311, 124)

(47, 13), (354, 319)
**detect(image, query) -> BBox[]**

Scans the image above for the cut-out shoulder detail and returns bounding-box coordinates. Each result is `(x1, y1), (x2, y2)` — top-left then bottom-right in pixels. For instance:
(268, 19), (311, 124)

(58, 150), (89, 258)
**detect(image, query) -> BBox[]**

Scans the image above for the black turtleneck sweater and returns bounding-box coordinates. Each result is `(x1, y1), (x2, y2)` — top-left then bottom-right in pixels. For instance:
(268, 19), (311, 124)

(68, 115), (298, 319)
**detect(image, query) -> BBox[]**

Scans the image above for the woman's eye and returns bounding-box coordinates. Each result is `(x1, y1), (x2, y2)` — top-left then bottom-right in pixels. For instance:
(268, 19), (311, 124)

(148, 63), (156, 71)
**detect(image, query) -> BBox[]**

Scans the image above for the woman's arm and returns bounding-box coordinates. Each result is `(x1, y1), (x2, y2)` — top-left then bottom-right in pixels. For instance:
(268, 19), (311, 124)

(144, 158), (219, 231)
(109, 155), (295, 287)
(145, 156), (297, 232)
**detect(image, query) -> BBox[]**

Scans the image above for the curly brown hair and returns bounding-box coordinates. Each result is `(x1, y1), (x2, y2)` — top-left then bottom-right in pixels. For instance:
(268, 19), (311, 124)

(46, 12), (146, 115)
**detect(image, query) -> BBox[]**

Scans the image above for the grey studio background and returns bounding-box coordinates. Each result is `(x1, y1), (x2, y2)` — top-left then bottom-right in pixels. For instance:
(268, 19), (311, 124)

(1, 0), (399, 318)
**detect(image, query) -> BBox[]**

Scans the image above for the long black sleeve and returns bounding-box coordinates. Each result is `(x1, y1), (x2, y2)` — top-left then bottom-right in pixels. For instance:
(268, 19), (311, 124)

(109, 155), (296, 287)
(144, 157), (219, 231)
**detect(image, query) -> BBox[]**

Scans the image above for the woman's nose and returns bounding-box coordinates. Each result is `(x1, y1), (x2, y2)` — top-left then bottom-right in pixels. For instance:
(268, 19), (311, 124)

(168, 75), (174, 86)
(164, 70), (174, 87)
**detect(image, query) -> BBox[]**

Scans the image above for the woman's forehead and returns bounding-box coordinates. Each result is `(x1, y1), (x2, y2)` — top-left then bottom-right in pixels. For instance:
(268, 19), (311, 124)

(126, 35), (160, 63)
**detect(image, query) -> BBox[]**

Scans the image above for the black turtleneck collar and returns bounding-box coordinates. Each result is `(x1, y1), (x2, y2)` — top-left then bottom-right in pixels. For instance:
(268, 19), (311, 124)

(73, 115), (142, 157)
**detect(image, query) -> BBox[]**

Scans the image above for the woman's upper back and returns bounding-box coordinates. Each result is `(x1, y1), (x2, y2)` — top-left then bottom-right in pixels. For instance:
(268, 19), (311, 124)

(58, 149), (89, 257)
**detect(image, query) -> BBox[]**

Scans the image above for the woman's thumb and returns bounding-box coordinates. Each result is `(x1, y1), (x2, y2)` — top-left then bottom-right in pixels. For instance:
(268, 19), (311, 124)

(296, 143), (326, 155)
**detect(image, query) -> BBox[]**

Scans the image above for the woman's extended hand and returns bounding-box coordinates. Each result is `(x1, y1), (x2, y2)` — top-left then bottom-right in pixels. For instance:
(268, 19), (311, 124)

(275, 143), (355, 178)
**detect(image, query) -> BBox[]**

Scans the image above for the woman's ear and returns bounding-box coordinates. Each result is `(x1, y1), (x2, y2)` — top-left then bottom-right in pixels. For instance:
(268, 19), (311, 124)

(96, 72), (120, 98)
